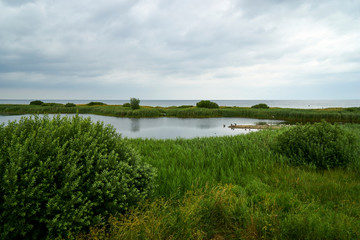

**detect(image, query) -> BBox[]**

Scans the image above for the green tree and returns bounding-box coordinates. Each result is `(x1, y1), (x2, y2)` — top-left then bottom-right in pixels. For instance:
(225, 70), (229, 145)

(196, 100), (219, 109)
(130, 98), (140, 110)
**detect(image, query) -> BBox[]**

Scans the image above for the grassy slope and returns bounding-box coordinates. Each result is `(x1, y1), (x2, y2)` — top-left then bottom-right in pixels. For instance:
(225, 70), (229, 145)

(80, 127), (360, 239)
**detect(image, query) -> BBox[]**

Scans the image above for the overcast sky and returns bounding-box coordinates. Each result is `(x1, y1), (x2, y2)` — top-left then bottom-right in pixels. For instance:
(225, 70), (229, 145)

(0, 0), (359, 100)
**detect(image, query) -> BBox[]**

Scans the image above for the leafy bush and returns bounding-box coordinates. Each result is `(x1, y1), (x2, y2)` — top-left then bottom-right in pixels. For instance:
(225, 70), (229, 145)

(0, 115), (156, 239)
(251, 103), (269, 109)
(65, 102), (76, 107)
(29, 100), (44, 105)
(275, 121), (359, 169)
(130, 98), (140, 110)
(122, 103), (131, 108)
(196, 100), (219, 109)
(87, 101), (106, 106)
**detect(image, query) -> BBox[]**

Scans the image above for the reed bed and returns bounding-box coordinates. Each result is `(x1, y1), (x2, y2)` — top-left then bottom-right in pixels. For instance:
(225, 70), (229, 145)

(80, 127), (360, 239)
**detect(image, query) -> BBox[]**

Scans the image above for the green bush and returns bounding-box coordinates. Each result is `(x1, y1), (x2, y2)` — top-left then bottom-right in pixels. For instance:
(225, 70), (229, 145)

(29, 100), (44, 105)
(275, 121), (359, 169)
(87, 101), (106, 106)
(130, 98), (140, 110)
(251, 103), (269, 109)
(122, 103), (131, 108)
(65, 102), (76, 107)
(0, 115), (156, 239)
(196, 100), (219, 109)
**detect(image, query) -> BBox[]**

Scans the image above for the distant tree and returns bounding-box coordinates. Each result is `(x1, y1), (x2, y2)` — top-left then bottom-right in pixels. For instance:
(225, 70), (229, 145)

(196, 100), (219, 109)
(122, 103), (131, 108)
(251, 103), (269, 109)
(87, 102), (106, 106)
(30, 100), (44, 105)
(65, 103), (76, 107)
(130, 98), (140, 110)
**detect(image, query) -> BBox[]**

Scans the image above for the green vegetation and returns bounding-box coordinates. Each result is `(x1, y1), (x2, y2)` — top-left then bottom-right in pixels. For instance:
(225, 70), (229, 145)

(276, 121), (359, 169)
(251, 103), (270, 109)
(122, 103), (131, 108)
(80, 126), (360, 239)
(29, 100), (44, 105)
(0, 115), (156, 239)
(41, 102), (64, 107)
(130, 98), (140, 110)
(2, 103), (360, 123)
(87, 101), (106, 106)
(65, 102), (76, 107)
(0, 113), (359, 239)
(196, 100), (219, 109)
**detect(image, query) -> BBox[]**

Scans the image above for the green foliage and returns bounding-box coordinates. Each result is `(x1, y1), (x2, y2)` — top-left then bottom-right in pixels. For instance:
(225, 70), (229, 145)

(3, 104), (360, 123)
(65, 102), (76, 107)
(251, 103), (270, 109)
(87, 101), (106, 106)
(41, 102), (64, 107)
(0, 115), (156, 239)
(29, 100), (44, 105)
(177, 105), (193, 108)
(122, 103), (131, 108)
(275, 121), (359, 169)
(196, 100), (219, 109)
(130, 98), (140, 110)
(120, 130), (360, 239)
(80, 182), (360, 240)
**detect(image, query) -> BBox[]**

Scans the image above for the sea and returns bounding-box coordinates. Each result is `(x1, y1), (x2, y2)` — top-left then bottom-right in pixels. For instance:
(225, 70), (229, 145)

(0, 99), (360, 109)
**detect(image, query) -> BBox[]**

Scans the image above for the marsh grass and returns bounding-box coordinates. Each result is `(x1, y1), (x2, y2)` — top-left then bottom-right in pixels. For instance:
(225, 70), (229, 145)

(79, 180), (360, 239)
(1, 109), (360, 239)
(79, 126), (359, 239)
(2, 104), (360, 123)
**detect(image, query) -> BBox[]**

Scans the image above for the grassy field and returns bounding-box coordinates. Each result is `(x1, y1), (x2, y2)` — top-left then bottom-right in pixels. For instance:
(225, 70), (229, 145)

(78, 126), (360, 239)
(1, 103), (360, 123)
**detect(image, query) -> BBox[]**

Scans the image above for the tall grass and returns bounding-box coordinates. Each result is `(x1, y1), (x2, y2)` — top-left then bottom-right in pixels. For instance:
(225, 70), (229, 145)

(128, 130), (285, 198)
(87, 127), (360, 239)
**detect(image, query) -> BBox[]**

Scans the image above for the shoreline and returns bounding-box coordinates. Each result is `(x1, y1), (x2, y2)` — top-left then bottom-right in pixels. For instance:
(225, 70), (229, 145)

(228, 124), (285, 129)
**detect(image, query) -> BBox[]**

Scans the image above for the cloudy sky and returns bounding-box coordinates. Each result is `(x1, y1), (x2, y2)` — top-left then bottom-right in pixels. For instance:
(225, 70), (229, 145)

(0, 0), (359, 100)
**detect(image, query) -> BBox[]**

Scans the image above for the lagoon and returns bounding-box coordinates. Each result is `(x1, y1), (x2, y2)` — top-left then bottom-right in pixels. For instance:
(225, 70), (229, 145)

(0, 114), (283, 139)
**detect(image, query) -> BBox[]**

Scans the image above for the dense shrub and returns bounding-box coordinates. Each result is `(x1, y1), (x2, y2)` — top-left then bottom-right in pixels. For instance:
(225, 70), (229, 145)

(87, 101), (106, 106)
(29, 100), (44, 105)
(122, 103), (131, 108)
(275, 121), (359, 169)
(251, 103), (269, 109)
(196, 100), (219, 109)
(130, 98), (140, 110)
(65, 102), (76, 107)
(0, 115), (156, 239)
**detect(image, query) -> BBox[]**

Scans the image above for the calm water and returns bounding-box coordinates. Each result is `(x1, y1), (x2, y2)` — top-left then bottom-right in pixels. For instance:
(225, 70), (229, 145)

(0, 114), (283, 139)
(1, 99), (360, 109)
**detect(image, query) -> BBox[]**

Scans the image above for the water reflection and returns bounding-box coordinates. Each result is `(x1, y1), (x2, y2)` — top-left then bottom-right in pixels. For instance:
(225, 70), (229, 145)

(130, 118), (140, 132)
(0, 114), (283, 139)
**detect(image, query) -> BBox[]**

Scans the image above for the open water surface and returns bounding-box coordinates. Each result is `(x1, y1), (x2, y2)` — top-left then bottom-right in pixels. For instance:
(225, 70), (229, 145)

(0, 114), (283, 139)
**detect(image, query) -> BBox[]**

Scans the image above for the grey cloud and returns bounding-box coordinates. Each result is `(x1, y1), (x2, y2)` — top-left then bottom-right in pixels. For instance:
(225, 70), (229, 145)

(1, 0), (35, 7)
(0, 0), (359, 99)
